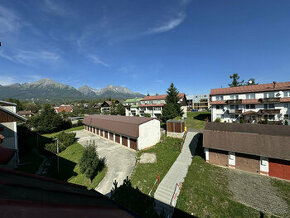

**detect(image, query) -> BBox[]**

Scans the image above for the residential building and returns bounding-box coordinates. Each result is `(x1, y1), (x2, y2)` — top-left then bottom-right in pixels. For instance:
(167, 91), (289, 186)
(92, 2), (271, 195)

(210, 81), (290, 123)
(124, 98), (143, 116)
(83, 114), (160, 150)
(203, 122), (290, 180)
(17, 110), (34, 117)
(100, 100), (120, 114)
(0, 101), (26, 168)
(54, 105), (74, 113)
(138, 93), (187, 118)
(187, 94), (209, 110)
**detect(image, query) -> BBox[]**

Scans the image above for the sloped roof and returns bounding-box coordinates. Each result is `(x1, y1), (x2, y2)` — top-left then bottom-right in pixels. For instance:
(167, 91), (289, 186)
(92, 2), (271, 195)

(203, 122), (290, 161)
(0, 106), (27, 123)
(141, 93), (185, 101)
(124, 98), (143, 103)
(210, 81), (290, 95)
(83, 114), (155, 138)
(0, 101), (17, 106)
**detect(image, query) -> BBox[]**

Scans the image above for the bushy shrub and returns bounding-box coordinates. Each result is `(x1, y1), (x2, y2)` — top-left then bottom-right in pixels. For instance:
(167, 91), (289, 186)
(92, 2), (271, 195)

(77, 120), (83, 126)
(79, 142), (102, 180)
(144, 113), (151, 117)
(285, 120), (289, 125)
(45, 143), (57, 154)
(215, 117), (221, 123)
(56, 132), (76, 148)
(240, 118), (244, 123)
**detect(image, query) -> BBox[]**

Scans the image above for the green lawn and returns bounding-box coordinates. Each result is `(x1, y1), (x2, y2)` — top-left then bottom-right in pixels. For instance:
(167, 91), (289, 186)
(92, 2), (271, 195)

(175, 156), (261, 217)
(130, 137), (182, 196)
(43, 125), (84, 138)
(271, 179), (290, 207)
(49, 142), (106, 190)
(185, 111), (211, 130)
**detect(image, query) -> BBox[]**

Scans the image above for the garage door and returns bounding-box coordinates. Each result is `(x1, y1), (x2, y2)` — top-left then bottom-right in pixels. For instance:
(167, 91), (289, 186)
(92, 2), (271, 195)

(105, 131), (108, 138)
(130, 138), (137, 150)
(115, 134), (120, 143)
(209, 149), (228, 167)
(122, 136), (128, 147)
(109, 132), (114, 141)
(236, 153), (260, 173)
(269, 158), (290, 180)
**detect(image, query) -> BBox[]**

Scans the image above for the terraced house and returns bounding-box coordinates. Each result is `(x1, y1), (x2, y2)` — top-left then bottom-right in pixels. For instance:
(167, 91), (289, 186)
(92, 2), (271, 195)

(138, 93), (187, 118)
(210, 81), (290, 124)
(124, 98), (143, 116)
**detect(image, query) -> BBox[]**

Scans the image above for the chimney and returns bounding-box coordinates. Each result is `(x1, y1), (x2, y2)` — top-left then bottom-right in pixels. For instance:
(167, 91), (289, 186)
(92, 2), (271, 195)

(273, 81), (277, 88)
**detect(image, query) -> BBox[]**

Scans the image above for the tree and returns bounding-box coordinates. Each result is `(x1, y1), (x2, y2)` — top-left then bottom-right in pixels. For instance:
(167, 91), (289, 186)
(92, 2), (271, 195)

(6, 98), (24, 111)
(246, 78), (258, 86)
(162, 83), (183, 121)
(116, 103), (125, 116)
(228, 73), (244, 87)
(79, 143), (100, 181)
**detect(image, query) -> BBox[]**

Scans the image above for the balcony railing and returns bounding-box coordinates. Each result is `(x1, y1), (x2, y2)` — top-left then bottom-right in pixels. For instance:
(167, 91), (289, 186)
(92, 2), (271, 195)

(259, 98), (281, 104)
(226, 99), (243, 105)
(259, 109), (280, 114)
(227, 109), (242, 114)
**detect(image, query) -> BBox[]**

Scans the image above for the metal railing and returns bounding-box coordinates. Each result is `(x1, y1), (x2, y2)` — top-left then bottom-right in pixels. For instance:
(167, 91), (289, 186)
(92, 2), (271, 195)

(170, 182), (182, 206)
(148, 175), (160, 196)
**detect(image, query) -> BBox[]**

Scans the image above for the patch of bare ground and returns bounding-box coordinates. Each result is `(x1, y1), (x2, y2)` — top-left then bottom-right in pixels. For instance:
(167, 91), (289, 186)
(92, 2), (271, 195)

(227, 168), (289, 217)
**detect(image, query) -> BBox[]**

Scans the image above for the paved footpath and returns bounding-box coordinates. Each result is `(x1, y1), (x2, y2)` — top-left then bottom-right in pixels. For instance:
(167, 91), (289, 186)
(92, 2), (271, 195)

(154, 131), (198, 215)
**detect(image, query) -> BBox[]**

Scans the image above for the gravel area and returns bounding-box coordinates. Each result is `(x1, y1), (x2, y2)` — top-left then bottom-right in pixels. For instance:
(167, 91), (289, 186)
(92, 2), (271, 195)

(139, 153), (157, 163)
(227, 168), (289, 217)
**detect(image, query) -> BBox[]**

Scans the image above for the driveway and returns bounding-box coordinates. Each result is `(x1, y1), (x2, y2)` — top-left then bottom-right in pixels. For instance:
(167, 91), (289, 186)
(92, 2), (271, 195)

(74, 130), (136, 196)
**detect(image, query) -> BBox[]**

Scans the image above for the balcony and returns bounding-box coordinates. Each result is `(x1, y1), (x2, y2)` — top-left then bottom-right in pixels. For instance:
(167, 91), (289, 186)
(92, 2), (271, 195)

(259, 98), (280, 104)
(227, 109), (242, 114)
(226, 99), (243, 105)
(259, 109), (281, 114)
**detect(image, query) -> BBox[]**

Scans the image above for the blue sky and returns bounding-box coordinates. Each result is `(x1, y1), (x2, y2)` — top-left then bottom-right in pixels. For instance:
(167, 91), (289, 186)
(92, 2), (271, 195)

(1, 0), (290, 95)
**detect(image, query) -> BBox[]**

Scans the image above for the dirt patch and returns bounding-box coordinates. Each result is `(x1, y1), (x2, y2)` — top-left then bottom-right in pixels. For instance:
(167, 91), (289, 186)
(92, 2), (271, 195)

(139, 153), (157, 164)
(227, 168), (289, 217)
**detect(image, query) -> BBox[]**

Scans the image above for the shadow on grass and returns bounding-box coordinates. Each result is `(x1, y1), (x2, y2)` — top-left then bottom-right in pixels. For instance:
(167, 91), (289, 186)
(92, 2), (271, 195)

(194, 113), (211, 121)
(110, 177), (195, 218)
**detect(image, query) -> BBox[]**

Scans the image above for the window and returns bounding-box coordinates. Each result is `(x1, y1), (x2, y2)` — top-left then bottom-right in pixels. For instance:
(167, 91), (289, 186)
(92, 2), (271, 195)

(230, 105), (235, 110)
(216, 114), (222, 118)
(216, 95), (223, 101)
(269, 104), (275, 109)
(246, 104), (255, 109)
(284, 91), (290, 97)
(230, 95), (239, 100)
(230, 114), (235, 119)
(229, 152), (235, 160)
(264, 92), (274, 98)
(246, 93), (255, 99)
(216, 105), (224, 110)
(264, 114), (275, 120)
(261, 158), (267, 166)
(284, 114), (289, 119)
(284, 103), (289, 108)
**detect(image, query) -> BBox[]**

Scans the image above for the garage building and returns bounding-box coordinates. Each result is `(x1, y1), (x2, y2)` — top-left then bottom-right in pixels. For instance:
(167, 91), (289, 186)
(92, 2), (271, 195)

(83, 114), (160, 150)
(203, 122), (290, 181)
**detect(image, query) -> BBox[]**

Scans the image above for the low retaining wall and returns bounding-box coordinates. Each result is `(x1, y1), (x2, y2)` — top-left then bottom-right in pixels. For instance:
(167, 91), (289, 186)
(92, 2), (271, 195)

(167, 131), (185, 139)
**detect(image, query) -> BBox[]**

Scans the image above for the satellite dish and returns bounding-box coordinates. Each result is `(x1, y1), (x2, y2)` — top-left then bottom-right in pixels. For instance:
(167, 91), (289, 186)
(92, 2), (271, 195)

(248, 80), (253, 84)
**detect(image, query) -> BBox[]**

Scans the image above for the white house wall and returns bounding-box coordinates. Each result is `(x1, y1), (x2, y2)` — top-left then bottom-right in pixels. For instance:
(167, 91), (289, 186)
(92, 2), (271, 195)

(138, 119), (160, 150)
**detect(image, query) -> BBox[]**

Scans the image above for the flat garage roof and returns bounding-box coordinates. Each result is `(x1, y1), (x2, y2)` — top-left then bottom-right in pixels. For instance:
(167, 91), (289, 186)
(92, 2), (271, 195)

(83, 114), (155, 138)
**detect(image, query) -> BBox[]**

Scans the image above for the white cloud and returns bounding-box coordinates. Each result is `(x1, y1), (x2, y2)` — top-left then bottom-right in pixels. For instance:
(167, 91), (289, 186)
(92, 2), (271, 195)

(0, 5), (21, 33)
(43, 0), (72, 16)
(88, 55), (110, 67)
(0, 76), (17, 85)
(147, 12), (186, 34)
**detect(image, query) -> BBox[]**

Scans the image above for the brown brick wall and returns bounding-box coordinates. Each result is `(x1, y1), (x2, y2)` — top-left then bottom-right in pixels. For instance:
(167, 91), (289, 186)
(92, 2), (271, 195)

(209, 149), (228, 167)
(236, 153), (260, 173)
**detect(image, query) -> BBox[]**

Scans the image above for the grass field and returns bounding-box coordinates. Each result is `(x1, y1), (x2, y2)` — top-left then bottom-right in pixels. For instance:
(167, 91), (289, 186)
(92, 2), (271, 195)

(271, 179), (290, 207)
(50, 142), (107, 190)
(185, 111), (211, 130)
(130, 137), (182, 196)
(175, 156), (260, 217)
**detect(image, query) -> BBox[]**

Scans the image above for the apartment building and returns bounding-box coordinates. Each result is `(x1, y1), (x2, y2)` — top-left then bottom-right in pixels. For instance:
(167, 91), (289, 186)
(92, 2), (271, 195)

(187, 94), (209, 110)
(138, 93), (187, 118)
(100, 100), (120, 114)
(210, 81), (290, 124)
(124, 98), (143, 116)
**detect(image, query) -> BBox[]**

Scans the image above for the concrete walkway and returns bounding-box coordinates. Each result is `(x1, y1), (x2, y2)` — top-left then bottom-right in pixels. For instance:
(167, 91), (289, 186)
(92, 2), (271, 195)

(154, 131), (198, 214)
(74, 130), (136, 196)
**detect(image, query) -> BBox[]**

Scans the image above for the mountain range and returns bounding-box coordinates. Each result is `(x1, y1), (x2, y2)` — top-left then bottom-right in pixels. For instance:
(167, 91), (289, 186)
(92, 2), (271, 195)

(0, 78), (145, 101)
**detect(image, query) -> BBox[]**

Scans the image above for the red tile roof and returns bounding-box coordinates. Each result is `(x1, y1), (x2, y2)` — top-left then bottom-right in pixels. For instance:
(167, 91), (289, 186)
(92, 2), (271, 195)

(210, 81), (290, 95)
(138, 104), (165, 108)
(209, 100), (226, 105)
(141, 93), (185, 101)
(281, 97), (290, 103)
(57, 105), (74, 113)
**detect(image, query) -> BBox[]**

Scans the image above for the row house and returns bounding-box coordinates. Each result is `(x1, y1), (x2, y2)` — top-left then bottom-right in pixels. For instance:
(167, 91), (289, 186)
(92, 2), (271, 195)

(210, 81), (290, 124)
(124, 98), (143, 116)
(138, 93), (187, 118)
